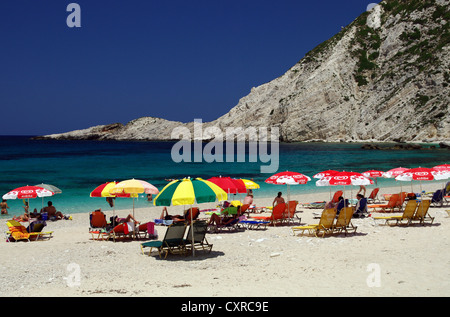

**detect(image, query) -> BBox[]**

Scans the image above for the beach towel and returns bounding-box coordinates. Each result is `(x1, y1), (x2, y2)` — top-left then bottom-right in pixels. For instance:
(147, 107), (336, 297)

(9, 225), (30, 241)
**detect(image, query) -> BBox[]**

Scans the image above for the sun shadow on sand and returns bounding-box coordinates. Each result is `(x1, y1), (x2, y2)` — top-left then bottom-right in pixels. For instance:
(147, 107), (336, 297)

(143, 250), (225, 261)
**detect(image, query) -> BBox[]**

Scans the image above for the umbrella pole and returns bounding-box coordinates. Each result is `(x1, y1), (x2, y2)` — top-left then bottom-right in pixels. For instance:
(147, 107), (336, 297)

(190, 204), (194, 257)
(133, 197), (135, 239)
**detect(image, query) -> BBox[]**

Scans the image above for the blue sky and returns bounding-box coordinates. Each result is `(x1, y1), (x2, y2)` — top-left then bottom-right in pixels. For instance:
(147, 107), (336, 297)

(0, 0), (378, 135)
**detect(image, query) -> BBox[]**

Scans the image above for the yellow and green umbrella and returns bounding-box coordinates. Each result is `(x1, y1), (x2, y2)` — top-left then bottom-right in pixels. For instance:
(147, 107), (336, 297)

(154, 177), (227, 207)
(153, 177), (227, 256)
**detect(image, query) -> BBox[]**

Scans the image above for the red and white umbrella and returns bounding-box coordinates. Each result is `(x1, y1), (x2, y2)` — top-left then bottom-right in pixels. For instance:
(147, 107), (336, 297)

(265, 171), (311, 220)
(432, 164), (450, 180)
(265, 171), (311, 185)
(316, 171), (373, 206)
(316, 171), (373, 187)
(395, 167), (443, 181)
(395, 167), (448, 193)
(363, 170), (385, 185)
(3, 185), (54, 200)
(433, 164), (450, 172)
(363, 170), (384, 178)
(382, 167), (409, 179)
(313, 170), (338, 179)
(3, 186), (55, 226)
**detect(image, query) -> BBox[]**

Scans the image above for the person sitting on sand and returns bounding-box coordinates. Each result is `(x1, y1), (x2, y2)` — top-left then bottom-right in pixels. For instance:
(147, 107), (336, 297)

(41, 201), (64, 220)
(1, 199), (10, 215)
(353, 194), (368, 218)
(30, 208), (40, 219)
(336, 196), (349, 215)
(272, 192), (285, 208)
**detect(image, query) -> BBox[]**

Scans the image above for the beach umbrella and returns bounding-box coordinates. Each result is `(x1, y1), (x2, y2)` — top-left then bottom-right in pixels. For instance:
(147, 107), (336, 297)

(313, 170), (340, 199)
(109, 179), (159, 236)
(265, 171), (311, 221)
(34, 183), (62, 194)
(90, 181), (131, 198)
(382, 167), (410, 195)
(3, 185), (54, 200)
(3, 185), (55, 227)
(432, 164), (450, 186)
(207, 176), (247, 195)
(153, 177), (227, 256)
(90, 181), (133, 224)
(362, 170), (384, 178)
(382, 167), (409, 179)
(313, 170), (338, 179)
(362, 170), (384, 185)
(34, 183), (63, 216)
(396, 167), (448, 194)
(109, 179), (159, 196)
(316, 171), (373, 187)
(316, 171), (373, 202)
(432, 164), (450, 172)
(240, 179), (260, 190)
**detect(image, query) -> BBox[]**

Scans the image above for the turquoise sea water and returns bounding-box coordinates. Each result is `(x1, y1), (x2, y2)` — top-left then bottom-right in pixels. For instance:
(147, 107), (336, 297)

(0, 136), (448, 217)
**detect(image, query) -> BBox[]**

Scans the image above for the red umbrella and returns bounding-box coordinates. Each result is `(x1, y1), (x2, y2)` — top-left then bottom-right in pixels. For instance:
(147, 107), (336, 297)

(207, 176), (247, 195)
(230, 178), (248, 194)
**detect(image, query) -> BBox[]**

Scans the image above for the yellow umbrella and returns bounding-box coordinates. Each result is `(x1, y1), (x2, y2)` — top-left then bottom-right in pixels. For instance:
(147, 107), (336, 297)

(109, 179), (159, 237)
(110, 179), (159, 196)
(240, 179), (260, 190)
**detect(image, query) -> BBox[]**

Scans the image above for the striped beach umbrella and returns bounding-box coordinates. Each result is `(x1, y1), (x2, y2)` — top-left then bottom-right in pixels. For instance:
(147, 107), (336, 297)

(108, 179), (159, 233)
(240, 179), (260, 190)
(154, 177), (227, 256)
(154, 177), (227, 207)
(90, 182), (124, 198)
(109, 179), (159, 196)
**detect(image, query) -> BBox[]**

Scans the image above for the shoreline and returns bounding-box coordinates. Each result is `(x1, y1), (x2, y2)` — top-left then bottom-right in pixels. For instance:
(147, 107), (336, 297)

(1, 182), (449, 297)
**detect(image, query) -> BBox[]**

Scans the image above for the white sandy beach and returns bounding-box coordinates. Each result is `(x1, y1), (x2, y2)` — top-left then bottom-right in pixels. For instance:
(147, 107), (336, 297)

(1, 183), (449, 297)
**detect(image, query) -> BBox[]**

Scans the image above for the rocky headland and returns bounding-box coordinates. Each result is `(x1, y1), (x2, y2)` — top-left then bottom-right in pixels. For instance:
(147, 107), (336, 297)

(35, 0), (450, 144)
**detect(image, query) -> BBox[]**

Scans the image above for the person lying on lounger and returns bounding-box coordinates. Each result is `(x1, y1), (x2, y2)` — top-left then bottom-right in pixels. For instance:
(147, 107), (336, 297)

(207, 206), (241, 227)
(110, 213), (140, 227)
(159, 207), (186, 222)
